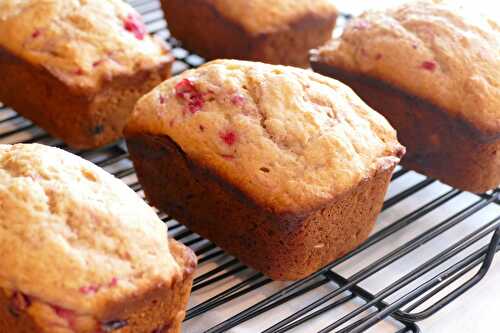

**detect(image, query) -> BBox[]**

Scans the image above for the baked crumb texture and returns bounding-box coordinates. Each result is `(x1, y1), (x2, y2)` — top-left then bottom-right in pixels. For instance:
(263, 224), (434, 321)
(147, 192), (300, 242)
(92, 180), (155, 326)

(311, 0), (500, 192)
(161, 0), (338, 67)
(125, 59), (404, 280)
(0, 143), (196, 333)
(0, 0), (174, 148)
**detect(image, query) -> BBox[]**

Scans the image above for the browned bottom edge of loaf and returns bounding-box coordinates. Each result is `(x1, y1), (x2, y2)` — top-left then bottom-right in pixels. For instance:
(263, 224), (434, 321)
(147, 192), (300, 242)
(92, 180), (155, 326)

(161, 0), (337, 67)
(126, 134), (395, 281)
(0, 47), (172, 149)
(311, 60), (500, 193)
(0, 239), (196, 333)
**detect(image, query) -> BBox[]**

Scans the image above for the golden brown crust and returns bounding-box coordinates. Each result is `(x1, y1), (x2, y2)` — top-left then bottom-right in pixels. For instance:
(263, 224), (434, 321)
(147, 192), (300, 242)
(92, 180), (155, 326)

(0, 0), (174, 148)
(161, 0), (337, 67)
(125, 60), (404, 214)
(0, 240), (196, 333)
(0, 0), (172, 94)
(312, 0), (500, 137)
(0, 144), (196, 333)
(127, 133), (395, 280)
(0, 46), (172, 148)
(0, 144), (181, 314)
(200, 0), (338, 35)
(311, 60), (500, 192)
(101, 240), (196, 333)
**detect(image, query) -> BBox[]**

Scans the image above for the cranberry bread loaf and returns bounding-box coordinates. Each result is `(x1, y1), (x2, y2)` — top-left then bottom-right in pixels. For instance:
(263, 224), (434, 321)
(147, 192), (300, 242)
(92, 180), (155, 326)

(125, 60), (405, 280)
(161, 0), (338, 67)
(311, 0), (500, 192)
(0, 144), (196, 333)
(0, 0), (173, 149)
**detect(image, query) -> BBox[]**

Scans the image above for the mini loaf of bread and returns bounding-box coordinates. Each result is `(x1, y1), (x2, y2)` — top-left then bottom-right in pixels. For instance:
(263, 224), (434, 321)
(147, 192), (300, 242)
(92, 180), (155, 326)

(0, 0), (173, 149)
(0, 144), (196, 333)
(161, 0), (338, 67)
(125, 60), (405, 280)
(311, 0), (500, 192)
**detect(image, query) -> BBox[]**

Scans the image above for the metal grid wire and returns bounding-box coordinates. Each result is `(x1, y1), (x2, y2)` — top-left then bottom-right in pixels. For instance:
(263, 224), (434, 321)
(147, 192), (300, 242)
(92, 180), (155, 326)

(0, 1), (499, 332)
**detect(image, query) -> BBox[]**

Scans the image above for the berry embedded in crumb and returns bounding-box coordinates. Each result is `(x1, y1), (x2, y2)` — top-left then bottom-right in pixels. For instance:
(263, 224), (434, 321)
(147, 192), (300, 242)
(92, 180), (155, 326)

(375, 53), (383, 60)
(159, 94), (166, 104)
(187, 95), (204, 114)
(199, 125), (205, 132)
(421, 60), (437, 71)
(175, 79), (195, 97)
(79, 277), (118, 294)
(219, 130), (237, 146)
(353, 19), (370, 30)
(230, 94), (245, 106)
(175, 79), (205, 114)
(31, 29), (41, 38)
(123, 13), (147, 40)
(221, 154), (235, 160)
(92, 60), (104, 67)
(108, 277), (119, 288)
(74, 68), (84, 76)
(79, 285), (100, 295)
(52, 305), (76, 327)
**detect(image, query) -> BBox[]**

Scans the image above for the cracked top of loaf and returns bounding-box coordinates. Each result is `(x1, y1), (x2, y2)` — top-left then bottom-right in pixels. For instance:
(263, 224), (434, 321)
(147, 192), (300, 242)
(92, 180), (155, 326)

(126, 60), (405, 214)
(0, 0), (172, 93)
(312, 0), (500, 137)
(0, 144), (181, 322)
(203, 0), (338, 35)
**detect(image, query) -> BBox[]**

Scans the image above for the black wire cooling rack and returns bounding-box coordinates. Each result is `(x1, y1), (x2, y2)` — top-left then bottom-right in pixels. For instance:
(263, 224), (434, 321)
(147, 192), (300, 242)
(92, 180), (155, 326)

(1, 1), (499, 332)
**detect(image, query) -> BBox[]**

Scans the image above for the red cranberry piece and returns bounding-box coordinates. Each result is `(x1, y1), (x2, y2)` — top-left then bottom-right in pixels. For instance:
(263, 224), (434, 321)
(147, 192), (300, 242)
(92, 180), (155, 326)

(159, 94), (166, 104)
(74, 68), (84, 75)
(108, 277), (119, 288)
(32, 29), (41, 38)
(230, 94), (245, 106)
(188, 95), (204, 114)
(53, 305), (73, 318)
(123, 13), (147, 40)
(175, 78), (196, 98)
(52, 305), (76, 327)
(79, 284), (100, 294)
(92, 59), (104, 67)
(219, 130), (237, 146)
(353, 20), (370, 30)
(421, 60), (437, 71)
(175, 79), (204, 114)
